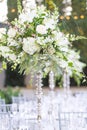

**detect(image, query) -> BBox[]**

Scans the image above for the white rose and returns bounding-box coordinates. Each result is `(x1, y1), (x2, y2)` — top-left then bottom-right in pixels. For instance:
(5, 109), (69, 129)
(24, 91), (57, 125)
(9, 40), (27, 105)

(36, 25), (47, 35)
(23, 37), (39, 55)
(7, 28), (17, 38)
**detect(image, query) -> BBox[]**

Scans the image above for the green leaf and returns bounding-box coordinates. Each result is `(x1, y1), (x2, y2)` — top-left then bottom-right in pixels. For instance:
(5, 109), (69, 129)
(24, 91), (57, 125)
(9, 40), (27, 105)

(2, 61), (7, 70)
(68, 62), (73, 67)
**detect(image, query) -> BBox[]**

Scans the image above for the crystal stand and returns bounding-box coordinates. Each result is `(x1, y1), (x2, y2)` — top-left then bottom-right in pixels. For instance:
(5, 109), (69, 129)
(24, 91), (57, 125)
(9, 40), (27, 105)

(35, 72), (43, 123)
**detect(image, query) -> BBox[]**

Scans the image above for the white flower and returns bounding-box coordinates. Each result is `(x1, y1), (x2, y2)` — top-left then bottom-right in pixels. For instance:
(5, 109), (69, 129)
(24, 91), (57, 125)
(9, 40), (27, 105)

(7, 38), (18, 46)
(19, 10), (36, 23)
(36, 25), (47, 34)
(59, 46), (68, 52)
(36, 36), (53, 45)
(44, 36), (54, 43)
(57, 38), (70, 47)
(24, 0), (36, 10)
(0, 28), (6, 39)
(73, 61), (85, 72)
(7, 28), (17, 38)
(66, 68), (72, 76)
(44, 19), (56, 30)
(52, 31), (63, 41)
(23, 37), (39, 55)
(37, 5), (46, 15)
(0, 46), (10, 53)
(36, 37), (44, 45)
(59, 60), (68, 69)
(29, 10), (37, 21)
(52, 31), (70, 46)
(62, 37), (70, 45)
(0, 46), (11, 58)
(0, 28), (6, 34)
(19, 13), (29, 23)
(67, 50), (80, 62)
(9, 54), (16, 61)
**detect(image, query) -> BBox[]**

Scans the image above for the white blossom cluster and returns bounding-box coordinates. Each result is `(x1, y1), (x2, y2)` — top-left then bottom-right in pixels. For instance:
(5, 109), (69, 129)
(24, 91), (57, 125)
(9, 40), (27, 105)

(0, 2), (85, 81)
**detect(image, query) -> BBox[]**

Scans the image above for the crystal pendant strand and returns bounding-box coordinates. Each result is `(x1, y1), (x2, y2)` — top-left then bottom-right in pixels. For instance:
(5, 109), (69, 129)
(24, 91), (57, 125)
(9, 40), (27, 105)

(48, 71), (56, 127)
(63, 71), (70, 95)
(66, 72), (70, 94)
(49, 71), (55, 91)
(49, 71), (55, 111)
(63, 71), (67, 94)
(35, 72), (43, 123)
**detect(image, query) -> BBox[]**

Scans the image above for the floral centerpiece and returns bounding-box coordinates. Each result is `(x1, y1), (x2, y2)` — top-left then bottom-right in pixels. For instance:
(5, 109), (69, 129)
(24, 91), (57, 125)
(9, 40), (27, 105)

(0, 0), (85, 84)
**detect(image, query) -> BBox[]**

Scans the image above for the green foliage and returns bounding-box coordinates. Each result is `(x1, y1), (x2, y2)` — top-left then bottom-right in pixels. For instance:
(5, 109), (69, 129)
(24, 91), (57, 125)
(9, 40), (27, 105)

(66, 34), (87, 42)
(45, 0), (56, 10)
(2, 61), (7, 70)
(0, 87), (20, 104)
(17, 0), (22, 14)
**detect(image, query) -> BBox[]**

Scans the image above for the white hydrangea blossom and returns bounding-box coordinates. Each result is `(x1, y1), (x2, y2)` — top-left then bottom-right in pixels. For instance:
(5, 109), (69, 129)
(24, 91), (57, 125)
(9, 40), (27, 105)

(23, 37), (39, 55)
